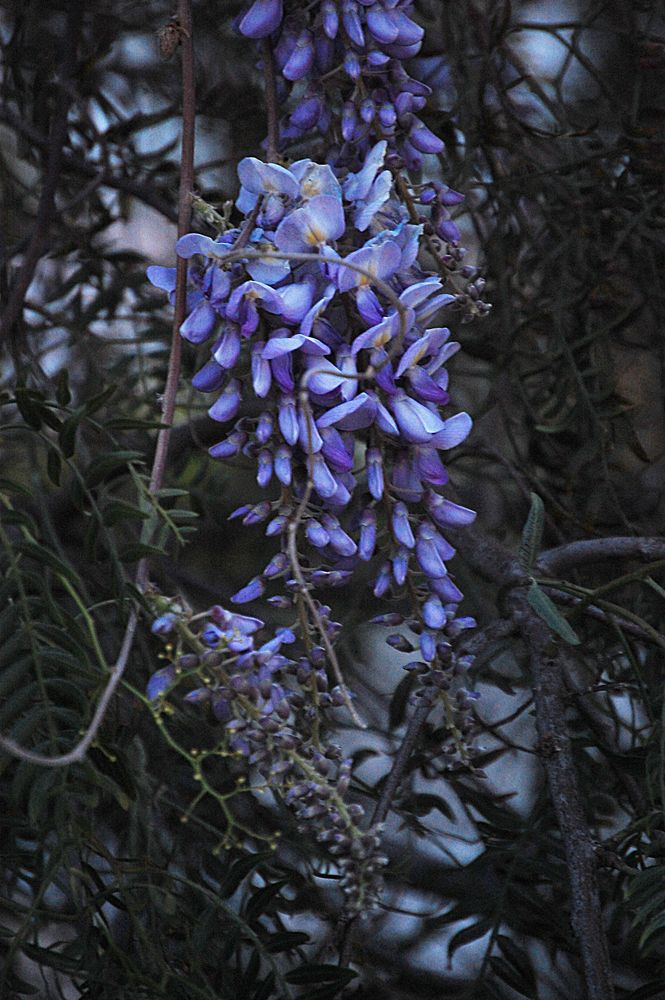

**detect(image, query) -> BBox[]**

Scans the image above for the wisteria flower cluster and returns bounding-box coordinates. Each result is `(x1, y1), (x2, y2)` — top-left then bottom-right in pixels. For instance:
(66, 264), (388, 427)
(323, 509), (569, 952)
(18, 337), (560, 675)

(146, 0), (484, 912)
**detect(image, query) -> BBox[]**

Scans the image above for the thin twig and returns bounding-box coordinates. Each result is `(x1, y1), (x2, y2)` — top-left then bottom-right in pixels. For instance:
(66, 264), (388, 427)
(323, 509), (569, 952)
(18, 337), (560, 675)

(136, 0), (196, 589)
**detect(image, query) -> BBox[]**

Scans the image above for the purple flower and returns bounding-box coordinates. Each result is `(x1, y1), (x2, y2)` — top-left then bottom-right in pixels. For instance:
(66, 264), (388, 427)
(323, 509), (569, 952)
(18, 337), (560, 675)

(257, 449), (273, 487)
(390, 391), (446, 443)
(423, 594), (446, 629)
(337, 240), (401, 293)
(275, 196), (345, 252)
(146, 665), (176, 700)
(238, 0), (283, 38)
(366, 447), (384, 500)
(213, 325), (241, 369)
(283, 29), (315, 81)
(316, 392), (377, 431)
(320, 426), (354, 472)
(367, 7), (399, 44)
(208, 379), (242, 423)
(278, 394), (298, 445)
(391, 502), (415, 548)
(209, 429), (247, 459)
(430, 412), (473, 450)
(322, 0), (339, 38)
(392, 547), (409, 586)
(274, 444), (292, 485)
(151, 613), (177, 637)
(424, 491), (476, 527)
(180, 299), (216, 344)
(321, 513), (357, 556)
(146, 265), (176, 293)
(230, 576), (266, 604)
(358, 507), (377, 561)
(238, 156), (300, 202)
(263, 332), (329, 359)
(415, 522), (455, 579)
(306, 519), (330, 548)
(252, 342), (272, 397)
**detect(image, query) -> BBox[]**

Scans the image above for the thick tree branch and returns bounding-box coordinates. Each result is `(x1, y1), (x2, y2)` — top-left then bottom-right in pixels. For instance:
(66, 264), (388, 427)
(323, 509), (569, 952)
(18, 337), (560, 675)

(509, 593), (615, 1000)
(537, 537), (665, 577)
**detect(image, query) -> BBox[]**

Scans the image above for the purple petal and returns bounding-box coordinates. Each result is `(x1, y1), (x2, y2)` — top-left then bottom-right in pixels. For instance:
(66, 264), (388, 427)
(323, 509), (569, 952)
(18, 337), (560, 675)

(424, 491), (476, 527)
(180, 301), (216, 343)
(337, 240), (401, 293)
(430, 412), (472, 450)
(358, 507), (377, 561)
(391, 501), (415, 548)
(230, 576), (266, 604)
(271, 352), (295, 393)
(407, 365), (449, 404)
(316, 392), (377, 430)
(274, 444), (292, 485)
(305, 359), (346, 395)
(275, 196), (345, 252)
(238, 0), (283, 38)
(146, 265), (176, 292)
(278, 280), (316, 322)
(238, 157), (300, 199)
(343, 141), (387, 202)
(353, 170), (393, 232)
(283, 29), (315, 81)
(320, 426), (354, 472)
(278, 394), (299, 445)
(311, 454), (338, 498)
(208, 379), (241, 423)
(192, 359), (225, 392)
(252, 343), (272, 397)
(213, 326), (241, 368)
(367, 8), (399, 44)
(367, 447), (384, 500)
(416, 446), (448, 486)
(391, 391), (445, 442)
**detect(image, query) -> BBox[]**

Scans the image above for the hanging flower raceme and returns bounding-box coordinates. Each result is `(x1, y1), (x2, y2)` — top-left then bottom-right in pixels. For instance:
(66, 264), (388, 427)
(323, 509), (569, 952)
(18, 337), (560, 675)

(145, 0), (486, 917)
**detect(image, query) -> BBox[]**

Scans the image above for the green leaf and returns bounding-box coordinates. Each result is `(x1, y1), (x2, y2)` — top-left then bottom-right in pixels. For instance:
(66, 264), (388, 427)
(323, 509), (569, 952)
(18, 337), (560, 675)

(102, 501), (150, 527)
(518, 493), (544, 572)
(58, 410), (84, 458)
(447, 918), (492, 962)
(265, 931), (309, 953)
(55, 370), (71, 406)
(219, 851), (274, 898)
(83, 384), (118, 415)
(14, 388), (44, 429)
(285, 964), (357, 987)
(118, 542), (166, 562)
(46, 446), (62, 485)
(527, 581), (580, 645)
(244, 880), (288, 924)
(83, 451), (144, 488)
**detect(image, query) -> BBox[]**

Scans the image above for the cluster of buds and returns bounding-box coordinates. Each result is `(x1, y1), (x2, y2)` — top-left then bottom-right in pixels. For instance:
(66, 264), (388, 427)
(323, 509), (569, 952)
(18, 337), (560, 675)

(147, 601), (387, 912)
